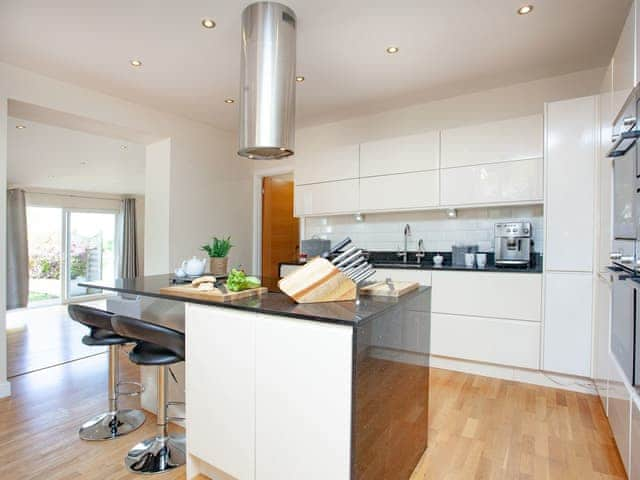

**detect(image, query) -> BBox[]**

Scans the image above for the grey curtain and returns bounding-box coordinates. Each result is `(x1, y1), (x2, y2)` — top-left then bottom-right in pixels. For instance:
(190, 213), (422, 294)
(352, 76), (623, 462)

(7, 189), (29, 309)
(119, 198), (139, 279)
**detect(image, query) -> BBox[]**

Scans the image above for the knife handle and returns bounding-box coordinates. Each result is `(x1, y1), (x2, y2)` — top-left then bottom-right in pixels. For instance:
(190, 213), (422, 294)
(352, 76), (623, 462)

(322, 237), (352, 258)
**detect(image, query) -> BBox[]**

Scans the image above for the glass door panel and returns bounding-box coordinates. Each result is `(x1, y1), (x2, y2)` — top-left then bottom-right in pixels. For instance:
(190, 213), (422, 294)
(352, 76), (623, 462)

(26, 207), (63, 306)
(66, 211), (117, 299)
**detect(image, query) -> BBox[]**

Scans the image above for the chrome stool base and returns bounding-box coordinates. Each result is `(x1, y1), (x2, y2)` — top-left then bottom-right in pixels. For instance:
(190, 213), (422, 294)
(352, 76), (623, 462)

(124, 434), (186, 474)
(79, 409), (146, 441)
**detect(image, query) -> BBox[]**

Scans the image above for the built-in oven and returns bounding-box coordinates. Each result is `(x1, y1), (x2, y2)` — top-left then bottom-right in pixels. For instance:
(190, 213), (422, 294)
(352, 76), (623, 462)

(609, 84), (640, 271)
(610, 267), (639, 385)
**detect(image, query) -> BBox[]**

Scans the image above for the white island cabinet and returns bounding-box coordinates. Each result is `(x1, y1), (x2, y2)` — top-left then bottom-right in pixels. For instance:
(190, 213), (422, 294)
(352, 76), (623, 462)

(185, 287), (431, 480)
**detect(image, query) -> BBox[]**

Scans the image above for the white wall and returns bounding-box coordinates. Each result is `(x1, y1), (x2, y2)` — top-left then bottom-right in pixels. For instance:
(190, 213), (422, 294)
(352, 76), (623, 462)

(7, 117), (145, 195)
(145, 139), (171, 275)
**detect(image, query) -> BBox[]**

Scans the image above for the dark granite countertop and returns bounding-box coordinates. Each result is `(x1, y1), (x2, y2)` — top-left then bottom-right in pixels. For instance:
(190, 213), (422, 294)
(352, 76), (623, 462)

(370, 261), (543, 273)
(80, 275), (430, 327)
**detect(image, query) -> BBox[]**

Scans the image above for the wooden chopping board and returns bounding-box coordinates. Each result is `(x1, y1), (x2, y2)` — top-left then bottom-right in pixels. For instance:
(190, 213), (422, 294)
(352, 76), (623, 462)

(159, 284), (268, 302)
(359, 281), (419, 298)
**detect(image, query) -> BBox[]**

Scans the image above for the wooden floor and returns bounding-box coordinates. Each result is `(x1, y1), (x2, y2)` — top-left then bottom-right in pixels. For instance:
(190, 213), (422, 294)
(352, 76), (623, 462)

(0, 353), (626, 480)
(6, 300), (106, 378)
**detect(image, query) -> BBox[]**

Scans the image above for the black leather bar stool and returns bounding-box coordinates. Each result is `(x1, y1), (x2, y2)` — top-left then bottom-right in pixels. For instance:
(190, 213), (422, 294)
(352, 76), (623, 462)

(111, 315), (186, 475)
(67, 304), (146, 440)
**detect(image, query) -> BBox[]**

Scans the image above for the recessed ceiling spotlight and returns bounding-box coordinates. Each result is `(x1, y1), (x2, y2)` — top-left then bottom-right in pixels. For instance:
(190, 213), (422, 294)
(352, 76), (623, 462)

(80, 161), (87, 165)
(517, 5), (533, 15)
(15, 125), (26, 129)
(201, 18), (216, 29)
(386, 46), (399, 54)
(130, 59), (143, 67)
(224, 98), (235, 104)
(295, 75), (305, 82)
(121, 145), (128, 150)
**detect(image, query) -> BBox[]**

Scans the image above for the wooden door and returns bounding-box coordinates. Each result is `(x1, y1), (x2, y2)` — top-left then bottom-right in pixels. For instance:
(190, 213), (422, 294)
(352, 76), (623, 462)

(262, 176), (299, 290)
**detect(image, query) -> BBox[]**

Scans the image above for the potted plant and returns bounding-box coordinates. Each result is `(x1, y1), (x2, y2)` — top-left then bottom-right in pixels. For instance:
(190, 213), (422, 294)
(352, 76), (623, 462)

(201, 236), (233, 276)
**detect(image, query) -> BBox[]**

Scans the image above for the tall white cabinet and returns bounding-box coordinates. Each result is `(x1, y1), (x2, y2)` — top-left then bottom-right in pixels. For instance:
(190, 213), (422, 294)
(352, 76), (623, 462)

(543, 96), (598, 377)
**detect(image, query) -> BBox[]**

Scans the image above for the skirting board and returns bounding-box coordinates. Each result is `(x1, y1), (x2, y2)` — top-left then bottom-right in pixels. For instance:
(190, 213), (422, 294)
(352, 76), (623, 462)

(0, 380), (12, 398)
(430, 355), (597, 395)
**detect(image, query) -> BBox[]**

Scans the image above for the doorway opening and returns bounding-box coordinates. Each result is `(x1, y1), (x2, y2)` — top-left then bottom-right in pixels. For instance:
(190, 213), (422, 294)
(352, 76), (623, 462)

(261, 173), (299, 290)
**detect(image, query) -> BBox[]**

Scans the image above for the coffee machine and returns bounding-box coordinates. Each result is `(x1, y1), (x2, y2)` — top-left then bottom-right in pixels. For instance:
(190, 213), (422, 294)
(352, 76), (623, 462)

(494, 222), (532, 266)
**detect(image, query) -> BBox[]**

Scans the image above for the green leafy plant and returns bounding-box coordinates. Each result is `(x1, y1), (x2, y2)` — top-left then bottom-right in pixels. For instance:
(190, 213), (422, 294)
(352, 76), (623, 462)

(201, 236), (233, 258)
(226, 268), (261, 292)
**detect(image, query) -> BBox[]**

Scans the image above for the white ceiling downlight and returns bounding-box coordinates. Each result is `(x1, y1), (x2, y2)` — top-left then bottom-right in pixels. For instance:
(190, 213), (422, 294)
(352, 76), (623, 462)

(518, 5), (533, 15)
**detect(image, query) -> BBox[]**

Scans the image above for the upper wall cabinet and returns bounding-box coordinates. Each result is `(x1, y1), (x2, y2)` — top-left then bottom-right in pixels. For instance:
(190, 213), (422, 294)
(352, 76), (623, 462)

(613, 1), (636, 120)
(359, 131), (439, 177)
(440, 115), (543, 169)
(360, 171), (439, 211)
(294, 180), (359, 216)
(440, 158), (543, 206)
(294, 144), (359, 186)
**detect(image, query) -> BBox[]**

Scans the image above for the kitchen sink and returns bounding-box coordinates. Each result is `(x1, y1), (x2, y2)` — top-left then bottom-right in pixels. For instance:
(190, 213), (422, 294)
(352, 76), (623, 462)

(372, 263), (423, 268)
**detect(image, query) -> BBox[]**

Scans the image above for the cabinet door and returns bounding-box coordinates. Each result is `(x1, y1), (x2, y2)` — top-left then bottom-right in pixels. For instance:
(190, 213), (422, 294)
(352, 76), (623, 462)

(594, 274), (612, 411)
(431, 271), (542, 321)
(294, 179), (359, 216)
(440, 158), (543, 206)
(359, 171), (438, 211)
(360, 130), (439, 177)
(544, 96), (597, 272)
(255, 315), (353, 480)
(186, 305), (256, 480)
(441, 115), (542, 169)
(431, 313), (540, 369)
(613, 2), (635, 120)
(294, 144), (359, 186)
(608, 354), (631, 474)
(543, 272), (593, 377)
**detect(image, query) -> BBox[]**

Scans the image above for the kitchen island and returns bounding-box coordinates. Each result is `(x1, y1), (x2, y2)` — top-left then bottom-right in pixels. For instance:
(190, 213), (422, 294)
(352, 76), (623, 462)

(82, 275), (431, 480)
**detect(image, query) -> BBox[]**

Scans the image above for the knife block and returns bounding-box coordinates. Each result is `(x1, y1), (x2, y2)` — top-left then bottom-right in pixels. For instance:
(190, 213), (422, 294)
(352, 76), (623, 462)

(278, 257), (357, 303)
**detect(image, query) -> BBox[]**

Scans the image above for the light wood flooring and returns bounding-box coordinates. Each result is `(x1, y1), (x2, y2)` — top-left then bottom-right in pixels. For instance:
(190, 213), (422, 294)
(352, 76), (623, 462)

(6, 300), (107, 377)
(0, 352), (626, 480)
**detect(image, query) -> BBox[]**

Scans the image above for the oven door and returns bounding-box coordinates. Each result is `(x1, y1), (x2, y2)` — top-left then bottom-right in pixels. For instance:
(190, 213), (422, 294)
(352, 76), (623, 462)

(611, 268), (637, 384)
(613, 147), (637, 240)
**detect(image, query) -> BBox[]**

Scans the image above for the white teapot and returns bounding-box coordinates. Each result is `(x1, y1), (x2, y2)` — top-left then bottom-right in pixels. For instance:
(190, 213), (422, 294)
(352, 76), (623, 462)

(181, 256), (207, 276)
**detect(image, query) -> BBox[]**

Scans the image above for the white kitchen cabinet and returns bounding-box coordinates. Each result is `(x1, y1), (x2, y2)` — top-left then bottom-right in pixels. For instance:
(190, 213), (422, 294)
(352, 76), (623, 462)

(359, 130), (439, 177)
(359, 171), (438, 211)
(370, 268), (432, 285)
(431, 271), (542, 322)
(544, 96), (597, 273)
(255, 315), (352, 480)
(294, 179), (359, 216)
(543, 272), (593, 377)
(594, 273), (612, 411)
(294, 144), (359, 186)
(439, 158), (543, 206)
(440, 115), (542, 169)
(609, 355), (631, 474)
(186, 305), (256, 480)
(431, 313), (540, 369)
(613, 1), (636, 121)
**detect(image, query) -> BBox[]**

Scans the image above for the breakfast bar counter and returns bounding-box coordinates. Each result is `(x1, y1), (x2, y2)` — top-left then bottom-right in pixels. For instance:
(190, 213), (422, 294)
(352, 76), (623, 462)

(82, 275), (431, 480)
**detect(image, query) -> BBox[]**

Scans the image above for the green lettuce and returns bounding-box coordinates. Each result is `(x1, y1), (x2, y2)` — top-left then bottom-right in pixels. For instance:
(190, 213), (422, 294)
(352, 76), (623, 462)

(226, 268), (261, 292)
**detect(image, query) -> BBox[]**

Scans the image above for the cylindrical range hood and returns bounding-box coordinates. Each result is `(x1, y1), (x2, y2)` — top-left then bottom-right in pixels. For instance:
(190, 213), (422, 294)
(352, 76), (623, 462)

(238, 2), (296, 160)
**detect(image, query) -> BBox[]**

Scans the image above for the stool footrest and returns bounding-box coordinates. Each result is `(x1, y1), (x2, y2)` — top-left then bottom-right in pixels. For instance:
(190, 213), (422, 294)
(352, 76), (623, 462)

(167, 416), (186, 422)
(116, 381), (145, 397)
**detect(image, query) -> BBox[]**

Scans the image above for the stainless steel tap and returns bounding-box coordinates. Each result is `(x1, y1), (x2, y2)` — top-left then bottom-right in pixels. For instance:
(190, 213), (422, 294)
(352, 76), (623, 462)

(416, 239), (425, 264)
(397, 224), (412, 263)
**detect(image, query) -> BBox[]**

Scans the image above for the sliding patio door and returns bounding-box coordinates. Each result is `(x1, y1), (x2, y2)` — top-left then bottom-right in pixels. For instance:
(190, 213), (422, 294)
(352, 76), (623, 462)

(25, 206), (119, 306)
(65, 211), (118, 299)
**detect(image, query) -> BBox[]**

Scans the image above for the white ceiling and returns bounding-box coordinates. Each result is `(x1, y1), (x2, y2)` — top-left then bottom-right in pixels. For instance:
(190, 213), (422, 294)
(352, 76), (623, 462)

(7, 117), (146, 195)
(0, 0), (630, 132)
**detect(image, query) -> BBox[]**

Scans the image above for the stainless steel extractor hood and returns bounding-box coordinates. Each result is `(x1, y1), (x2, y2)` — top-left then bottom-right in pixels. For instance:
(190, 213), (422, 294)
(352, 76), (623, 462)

(238, 2), (296, 160)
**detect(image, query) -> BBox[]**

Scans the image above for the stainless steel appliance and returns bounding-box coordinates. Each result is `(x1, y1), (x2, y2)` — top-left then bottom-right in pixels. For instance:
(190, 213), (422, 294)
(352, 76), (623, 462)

(609, 83), (640, 271)
(301, 238), (331, 257)
(608, 84), (640, 386)
(494, 222), (532, 266)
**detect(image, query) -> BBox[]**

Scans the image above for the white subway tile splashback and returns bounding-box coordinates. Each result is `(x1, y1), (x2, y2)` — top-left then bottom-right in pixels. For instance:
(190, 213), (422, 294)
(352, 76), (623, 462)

(304, 206), (544, 253)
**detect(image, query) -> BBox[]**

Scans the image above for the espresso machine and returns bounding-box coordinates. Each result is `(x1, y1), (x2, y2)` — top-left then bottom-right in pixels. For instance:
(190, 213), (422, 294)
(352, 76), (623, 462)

(494, 222), (532, 267)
